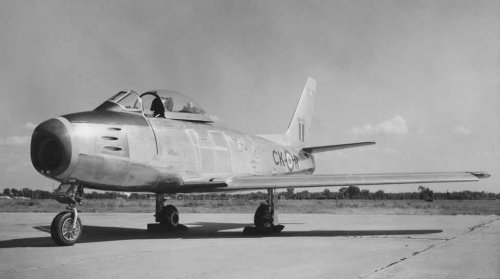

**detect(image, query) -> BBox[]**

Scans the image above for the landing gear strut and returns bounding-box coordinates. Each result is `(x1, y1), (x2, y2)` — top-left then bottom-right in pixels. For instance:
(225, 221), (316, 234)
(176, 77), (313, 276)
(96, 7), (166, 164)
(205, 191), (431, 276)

(50, 183), (84, 246)
(244, 188), (285, 234)
(147, 193), (188, 232)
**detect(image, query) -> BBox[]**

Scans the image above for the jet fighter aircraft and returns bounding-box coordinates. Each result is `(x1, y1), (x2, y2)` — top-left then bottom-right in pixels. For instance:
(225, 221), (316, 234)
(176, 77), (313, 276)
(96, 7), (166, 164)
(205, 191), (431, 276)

(30, 78), (490, 245)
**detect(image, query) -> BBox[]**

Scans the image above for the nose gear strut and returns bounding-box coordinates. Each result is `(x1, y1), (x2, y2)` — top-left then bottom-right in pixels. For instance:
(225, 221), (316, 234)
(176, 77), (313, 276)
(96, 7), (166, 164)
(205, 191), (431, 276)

(50, 183), (84, 246)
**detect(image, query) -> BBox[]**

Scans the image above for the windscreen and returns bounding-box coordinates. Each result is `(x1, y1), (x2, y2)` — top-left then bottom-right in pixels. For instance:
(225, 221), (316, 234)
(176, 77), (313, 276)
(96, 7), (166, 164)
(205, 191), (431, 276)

(107, 91), (142, 111)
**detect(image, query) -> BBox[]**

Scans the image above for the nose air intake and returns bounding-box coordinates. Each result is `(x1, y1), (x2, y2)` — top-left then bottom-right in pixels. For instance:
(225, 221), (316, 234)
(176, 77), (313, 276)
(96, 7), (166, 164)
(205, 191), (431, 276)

(31, 118), (72, 177)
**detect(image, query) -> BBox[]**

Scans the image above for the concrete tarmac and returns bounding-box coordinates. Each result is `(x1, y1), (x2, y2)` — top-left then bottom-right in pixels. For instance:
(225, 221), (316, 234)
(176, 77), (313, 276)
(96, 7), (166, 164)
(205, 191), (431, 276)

(0, 213), (498, 279)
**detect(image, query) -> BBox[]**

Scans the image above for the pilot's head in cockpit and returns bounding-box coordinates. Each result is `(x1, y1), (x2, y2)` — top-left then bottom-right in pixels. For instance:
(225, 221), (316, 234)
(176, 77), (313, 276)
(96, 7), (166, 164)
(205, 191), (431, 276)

(150, 97), (165, 118)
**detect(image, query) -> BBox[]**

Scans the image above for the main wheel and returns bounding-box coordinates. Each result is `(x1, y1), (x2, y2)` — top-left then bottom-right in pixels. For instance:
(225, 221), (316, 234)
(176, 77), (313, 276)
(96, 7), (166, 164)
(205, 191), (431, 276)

(50, 211), (83, 246)
(159, 205), (179, 229)
(254, 203), (274, 228)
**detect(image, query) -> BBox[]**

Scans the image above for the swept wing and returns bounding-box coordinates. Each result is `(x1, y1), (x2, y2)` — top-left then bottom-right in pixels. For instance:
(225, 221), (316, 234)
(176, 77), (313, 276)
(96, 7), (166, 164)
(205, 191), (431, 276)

(179, 171), (489, 193)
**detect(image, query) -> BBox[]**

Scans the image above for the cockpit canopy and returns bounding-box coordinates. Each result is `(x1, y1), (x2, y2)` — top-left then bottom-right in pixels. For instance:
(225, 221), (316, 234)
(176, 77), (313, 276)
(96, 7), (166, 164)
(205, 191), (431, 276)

(99, 90), (213, 123)
(141, 90), (206, 114)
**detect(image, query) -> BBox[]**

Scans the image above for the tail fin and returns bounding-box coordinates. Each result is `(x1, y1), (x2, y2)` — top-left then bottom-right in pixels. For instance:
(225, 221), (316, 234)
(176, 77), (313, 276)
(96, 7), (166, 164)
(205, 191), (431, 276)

(284, 77), (316, 148)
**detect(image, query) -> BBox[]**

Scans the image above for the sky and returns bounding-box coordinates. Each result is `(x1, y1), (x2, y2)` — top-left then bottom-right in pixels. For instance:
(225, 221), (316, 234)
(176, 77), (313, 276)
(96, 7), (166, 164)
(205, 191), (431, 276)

(0, 0), (498, 193)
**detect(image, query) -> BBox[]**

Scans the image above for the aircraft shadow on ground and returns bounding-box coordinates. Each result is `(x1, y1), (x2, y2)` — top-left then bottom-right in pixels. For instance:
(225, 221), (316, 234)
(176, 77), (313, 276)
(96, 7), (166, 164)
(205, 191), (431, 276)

(0, 222), (443, 248)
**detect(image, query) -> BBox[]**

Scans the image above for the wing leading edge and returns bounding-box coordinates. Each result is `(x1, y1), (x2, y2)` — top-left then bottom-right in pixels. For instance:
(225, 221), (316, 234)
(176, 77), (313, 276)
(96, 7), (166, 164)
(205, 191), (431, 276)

(180, 172), (489, 193)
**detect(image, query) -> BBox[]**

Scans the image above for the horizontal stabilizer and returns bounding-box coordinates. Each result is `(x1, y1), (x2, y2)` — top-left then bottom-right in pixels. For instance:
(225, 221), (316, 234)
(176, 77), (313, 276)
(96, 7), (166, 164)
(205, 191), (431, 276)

(302, 142), (375, 154)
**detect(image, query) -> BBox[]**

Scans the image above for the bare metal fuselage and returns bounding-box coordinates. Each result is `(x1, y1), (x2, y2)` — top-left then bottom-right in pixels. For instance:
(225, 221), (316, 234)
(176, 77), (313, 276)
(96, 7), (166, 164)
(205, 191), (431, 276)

(34, 108), (314, 193)
(31, 81), (488, 196)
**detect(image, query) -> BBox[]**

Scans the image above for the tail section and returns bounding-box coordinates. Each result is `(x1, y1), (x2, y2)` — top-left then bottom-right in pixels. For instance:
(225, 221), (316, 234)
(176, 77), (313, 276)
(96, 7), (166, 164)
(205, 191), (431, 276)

(262, 77), (376, 154)
(284, 77), (316, 148)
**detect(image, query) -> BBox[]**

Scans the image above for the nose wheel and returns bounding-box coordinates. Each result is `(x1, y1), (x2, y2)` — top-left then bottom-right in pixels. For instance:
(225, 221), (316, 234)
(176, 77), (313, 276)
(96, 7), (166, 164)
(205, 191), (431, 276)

(51, 207), (82, 246)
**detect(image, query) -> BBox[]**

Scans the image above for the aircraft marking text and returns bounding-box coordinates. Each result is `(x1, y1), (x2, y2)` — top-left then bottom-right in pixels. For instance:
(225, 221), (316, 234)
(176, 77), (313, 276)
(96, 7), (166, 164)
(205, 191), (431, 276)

(272, 150), (299, 171)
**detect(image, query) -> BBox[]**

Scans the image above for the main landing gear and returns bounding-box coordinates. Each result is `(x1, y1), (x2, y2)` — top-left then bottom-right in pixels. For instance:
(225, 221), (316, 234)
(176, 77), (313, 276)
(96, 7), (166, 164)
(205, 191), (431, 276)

(51, 184), (84, 246)
(48, 186), (283, 245)
(244, 188), (285, 234)
(147, 193), (188, 232)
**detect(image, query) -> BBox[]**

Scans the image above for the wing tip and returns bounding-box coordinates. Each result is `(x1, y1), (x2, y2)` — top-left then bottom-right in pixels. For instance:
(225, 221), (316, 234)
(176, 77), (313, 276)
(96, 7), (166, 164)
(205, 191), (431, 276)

(468, 171), (491, 179)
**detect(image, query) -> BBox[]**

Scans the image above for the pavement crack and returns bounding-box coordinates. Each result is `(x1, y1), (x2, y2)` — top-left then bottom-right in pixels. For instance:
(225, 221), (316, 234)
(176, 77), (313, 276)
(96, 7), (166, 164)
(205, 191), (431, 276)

(360, 216), (500, 278)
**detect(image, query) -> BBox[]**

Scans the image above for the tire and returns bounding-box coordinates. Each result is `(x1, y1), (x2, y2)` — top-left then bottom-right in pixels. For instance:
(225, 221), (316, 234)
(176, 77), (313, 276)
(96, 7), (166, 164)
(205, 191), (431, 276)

(254, 203), (274, 228)
(159, 205), (179, 229)
(50, 211), (83, 246)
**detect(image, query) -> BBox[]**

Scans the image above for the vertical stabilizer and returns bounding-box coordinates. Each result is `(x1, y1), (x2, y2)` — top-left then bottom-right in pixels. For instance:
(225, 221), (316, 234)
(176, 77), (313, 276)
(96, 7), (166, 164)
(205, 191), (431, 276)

(284, 77), (316, 148)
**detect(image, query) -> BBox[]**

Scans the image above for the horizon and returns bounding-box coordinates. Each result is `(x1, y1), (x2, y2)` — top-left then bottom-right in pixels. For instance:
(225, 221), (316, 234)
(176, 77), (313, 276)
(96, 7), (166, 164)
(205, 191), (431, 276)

(2, 185), (498, 196)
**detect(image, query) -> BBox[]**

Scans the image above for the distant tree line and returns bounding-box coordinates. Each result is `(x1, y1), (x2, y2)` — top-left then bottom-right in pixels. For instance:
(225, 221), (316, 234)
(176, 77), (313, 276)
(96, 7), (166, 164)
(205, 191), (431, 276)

(243, 186), (499, 201)
(2, 187), (53, 199)
(2, 186), (499, 201)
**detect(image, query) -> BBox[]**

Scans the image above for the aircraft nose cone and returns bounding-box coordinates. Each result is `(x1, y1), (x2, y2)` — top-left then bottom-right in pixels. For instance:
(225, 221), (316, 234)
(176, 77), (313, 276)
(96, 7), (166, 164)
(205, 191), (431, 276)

(31, 118), (73, 177)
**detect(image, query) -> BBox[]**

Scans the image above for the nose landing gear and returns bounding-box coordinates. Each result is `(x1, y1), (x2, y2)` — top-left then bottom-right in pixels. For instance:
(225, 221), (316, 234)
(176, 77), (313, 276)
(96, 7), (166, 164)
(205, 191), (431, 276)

(50, 183), (84, 246)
